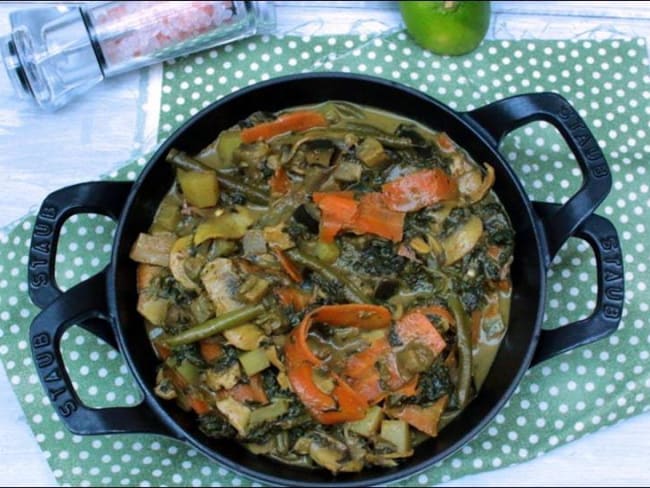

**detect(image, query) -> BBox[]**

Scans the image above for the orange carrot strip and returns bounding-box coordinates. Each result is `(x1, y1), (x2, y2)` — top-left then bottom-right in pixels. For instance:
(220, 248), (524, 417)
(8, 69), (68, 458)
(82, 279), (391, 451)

(269, 166), (291, 196)
(273, 248), (303, 283)
(286, 361), (337, 412)
(349, 371), (387, 405)
(312, 192), (358, 243)
(274, 286), (312, 311)
(344, 337), (391, 379)
(393, 374), (420, 397)
(345, 337), (391, 404)
(226, 374), (269, 405)
(387, 395), (448, 436)
(353, 192), (405, 242)
(154, 342), (172, 361)
(435, 132), (456, 153)
(312, 191), (355, 204)
(382, 168), (459, 212)
(189, 396), (212, 416)
(241, 110), (328, 143)
(287, 313), (322, 366)
(415, 305), (456, 328)
(284, 308), (369, 424)
(312, 304), (392, 330)
(395, 311), (447, 356)
(316, 375), (368, 424)
(199, 338), (223, 363)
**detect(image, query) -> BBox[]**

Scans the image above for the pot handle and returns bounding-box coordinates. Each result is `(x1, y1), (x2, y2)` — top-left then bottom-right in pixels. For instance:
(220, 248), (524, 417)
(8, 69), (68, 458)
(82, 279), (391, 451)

(530, 203), (624, 365)
(29, 270), (177, 437)
(28, 181), (133, 347)
(465, 92), (611, 259)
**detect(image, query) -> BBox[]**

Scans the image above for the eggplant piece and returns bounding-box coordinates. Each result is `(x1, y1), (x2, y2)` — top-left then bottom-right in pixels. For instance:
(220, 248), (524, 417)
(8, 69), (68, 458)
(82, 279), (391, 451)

(292, 204), (320, 234)
(374, 280), (400, 301)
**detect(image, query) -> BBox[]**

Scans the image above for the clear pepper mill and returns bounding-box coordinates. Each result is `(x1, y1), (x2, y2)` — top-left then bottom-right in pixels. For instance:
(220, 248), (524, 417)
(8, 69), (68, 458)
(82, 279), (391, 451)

(0, 1), (276, 111)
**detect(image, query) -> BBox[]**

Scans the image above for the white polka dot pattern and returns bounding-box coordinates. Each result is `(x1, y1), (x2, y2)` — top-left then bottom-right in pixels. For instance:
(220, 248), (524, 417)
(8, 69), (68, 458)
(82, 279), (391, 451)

(0, 32), (648, 487)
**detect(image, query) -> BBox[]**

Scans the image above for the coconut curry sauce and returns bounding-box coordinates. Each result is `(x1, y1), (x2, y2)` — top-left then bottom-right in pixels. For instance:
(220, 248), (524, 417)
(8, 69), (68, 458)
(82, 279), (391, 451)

(129, 102), (514, 473)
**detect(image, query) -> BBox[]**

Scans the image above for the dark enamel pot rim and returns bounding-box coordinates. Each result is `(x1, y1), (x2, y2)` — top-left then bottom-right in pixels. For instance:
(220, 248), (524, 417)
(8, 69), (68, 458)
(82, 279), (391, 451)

(28, 73), (624, 487)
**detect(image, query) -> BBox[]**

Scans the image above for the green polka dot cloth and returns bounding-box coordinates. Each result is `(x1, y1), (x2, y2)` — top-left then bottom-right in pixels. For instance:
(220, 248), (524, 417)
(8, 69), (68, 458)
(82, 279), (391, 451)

(0, 31), (649, 487)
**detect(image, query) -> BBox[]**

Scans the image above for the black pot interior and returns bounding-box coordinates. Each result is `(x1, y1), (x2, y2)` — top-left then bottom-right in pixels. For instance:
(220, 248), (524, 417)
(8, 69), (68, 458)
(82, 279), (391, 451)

(110, 74), (547, 486)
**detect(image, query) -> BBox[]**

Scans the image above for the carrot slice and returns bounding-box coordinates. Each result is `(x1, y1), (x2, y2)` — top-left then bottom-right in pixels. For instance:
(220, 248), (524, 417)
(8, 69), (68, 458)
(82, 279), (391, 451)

(345, 337), (391, 379)
(387, 395), (448, 436)
(312, 304), (392, 330)
(314, 191), (406, 243)
(284, 307), (371, 424)
(274, 286), (312, 311)
(415, 305), (456, 328)
(153, 342), (172, 361)
(393, 374), (419, 397)
(241, 110), (328, 143)
(316, 375), (368, 424)
(382, 168), (459, 212)
(312, 192), (358, 243)
(349, 370), (387, 405)
(434, 132), (456, 153)
(226, 374), (269, 405)
(199, 337), (223, 363)
(312, 191), (355, 204)
(286, 361), (337, 412)
(345, 337), (391, 404)
(273, 248), (303, 283)
(269, 166), (291, 196)
(287, 313), (322, 366)
(189, 395), (212, 416)
(395, 311), (447, 356)
(353, 192), (405, 242)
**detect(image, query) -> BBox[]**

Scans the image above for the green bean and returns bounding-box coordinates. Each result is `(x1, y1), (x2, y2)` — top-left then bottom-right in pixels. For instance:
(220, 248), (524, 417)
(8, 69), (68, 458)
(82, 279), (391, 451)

(257, 166), (334, 228)
(286, 248), (371, 304)
(166, 149), (269, 206)
(448, 294), (473, 409)
(164, 303), (266, 347)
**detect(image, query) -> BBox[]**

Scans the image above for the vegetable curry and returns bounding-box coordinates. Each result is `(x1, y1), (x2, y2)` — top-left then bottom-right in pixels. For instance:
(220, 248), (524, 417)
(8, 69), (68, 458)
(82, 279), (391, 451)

(130, 101), (514, 473)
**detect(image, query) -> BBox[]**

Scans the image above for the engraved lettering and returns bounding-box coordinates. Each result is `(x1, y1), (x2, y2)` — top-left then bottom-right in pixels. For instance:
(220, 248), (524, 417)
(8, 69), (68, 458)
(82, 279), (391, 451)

(575, 133), (591, 147)
(58, 400), (78, 417)
(49, 385), (67, 402)
(34, 223), (52, 237)
(604, 256), (622, 266)
(29, 257), (48, 269)
(33, 241), (51, 254)
(603, 304), (621, 319)
(600, 236), (619, 251)
(36, 351), (54, 369)
(568, 120), (585, 132)
(44, 368), (61, 383)
(31, 332), (51, 349)
(604, 270), (622, 282)
(559, 103), (572, 120)
(585, 145), (603, 161)
(592, 164), (610, 178)
(40, 206), (57, 220)
(30, 273), (49, 288)
(605, 286), (624, 301)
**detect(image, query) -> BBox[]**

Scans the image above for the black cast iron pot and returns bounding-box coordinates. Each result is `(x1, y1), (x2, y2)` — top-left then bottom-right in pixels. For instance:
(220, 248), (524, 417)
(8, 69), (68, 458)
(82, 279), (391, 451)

(27, 73), (624, 487)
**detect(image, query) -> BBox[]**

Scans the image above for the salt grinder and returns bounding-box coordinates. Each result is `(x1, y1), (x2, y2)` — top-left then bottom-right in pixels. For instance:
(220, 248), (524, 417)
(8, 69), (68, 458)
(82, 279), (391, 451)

(0, 1), (276, 111)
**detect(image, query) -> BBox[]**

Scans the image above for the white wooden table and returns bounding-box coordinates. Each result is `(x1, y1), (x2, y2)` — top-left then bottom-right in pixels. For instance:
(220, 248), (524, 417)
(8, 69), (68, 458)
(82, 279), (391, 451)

(1, 2), (649, 486)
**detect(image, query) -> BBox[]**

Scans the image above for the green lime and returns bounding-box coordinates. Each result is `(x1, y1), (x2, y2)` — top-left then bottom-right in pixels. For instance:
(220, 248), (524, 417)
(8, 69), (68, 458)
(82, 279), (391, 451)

(399, 1), (491, 56)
